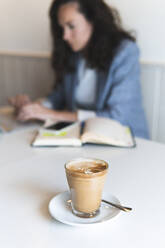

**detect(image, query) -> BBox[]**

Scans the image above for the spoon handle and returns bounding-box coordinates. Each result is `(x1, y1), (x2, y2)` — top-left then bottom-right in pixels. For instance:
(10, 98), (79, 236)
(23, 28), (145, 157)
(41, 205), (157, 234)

(102, 199), (132, 212)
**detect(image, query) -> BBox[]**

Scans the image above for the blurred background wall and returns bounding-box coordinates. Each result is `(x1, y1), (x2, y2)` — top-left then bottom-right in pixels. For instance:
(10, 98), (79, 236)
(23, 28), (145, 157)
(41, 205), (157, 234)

(0, 0), (164, 143)
(0, 0), (164, 62)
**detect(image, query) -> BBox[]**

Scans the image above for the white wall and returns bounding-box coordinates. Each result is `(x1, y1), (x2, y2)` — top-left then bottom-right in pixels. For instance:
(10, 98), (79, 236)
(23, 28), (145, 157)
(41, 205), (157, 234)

(0, 0), (52, 54)
(106, 0), (164, 63)
(0, 0), (164, 63)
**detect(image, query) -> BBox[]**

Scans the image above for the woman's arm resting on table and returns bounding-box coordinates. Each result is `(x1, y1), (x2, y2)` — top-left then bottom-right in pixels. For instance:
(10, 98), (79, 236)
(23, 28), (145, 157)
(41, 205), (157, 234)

(17, 103), (78, 122)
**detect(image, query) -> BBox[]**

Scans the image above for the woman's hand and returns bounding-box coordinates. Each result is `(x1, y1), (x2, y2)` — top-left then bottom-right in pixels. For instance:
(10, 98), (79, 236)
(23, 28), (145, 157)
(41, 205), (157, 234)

(17, 103), (78, 122)
(17, 103), (54, 122)
(8, 94), (31, 109)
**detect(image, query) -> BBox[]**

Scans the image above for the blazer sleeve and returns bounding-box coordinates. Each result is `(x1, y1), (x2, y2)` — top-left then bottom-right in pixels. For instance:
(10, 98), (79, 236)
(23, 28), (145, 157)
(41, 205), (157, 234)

(47, 81), (66, 110)
(96, 41), (149, 138)
(96, 43), (139, 119)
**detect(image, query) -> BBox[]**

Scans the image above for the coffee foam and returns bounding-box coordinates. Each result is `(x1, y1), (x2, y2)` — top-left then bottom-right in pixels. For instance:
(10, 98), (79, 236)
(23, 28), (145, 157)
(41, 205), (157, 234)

(66, 160), (108, 175)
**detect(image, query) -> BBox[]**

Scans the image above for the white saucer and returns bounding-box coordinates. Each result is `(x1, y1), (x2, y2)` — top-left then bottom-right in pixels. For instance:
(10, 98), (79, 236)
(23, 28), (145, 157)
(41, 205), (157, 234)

(48, 191), (121, 227)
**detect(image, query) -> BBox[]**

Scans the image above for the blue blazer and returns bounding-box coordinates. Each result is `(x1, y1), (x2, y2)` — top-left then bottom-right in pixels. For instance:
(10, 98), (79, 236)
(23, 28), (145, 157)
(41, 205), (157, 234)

(48, 40), (149, 139)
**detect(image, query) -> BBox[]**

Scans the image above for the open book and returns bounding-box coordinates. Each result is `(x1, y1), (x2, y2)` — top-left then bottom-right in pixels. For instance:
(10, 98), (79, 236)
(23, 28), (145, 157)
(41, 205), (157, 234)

(31, 117), (136, 148)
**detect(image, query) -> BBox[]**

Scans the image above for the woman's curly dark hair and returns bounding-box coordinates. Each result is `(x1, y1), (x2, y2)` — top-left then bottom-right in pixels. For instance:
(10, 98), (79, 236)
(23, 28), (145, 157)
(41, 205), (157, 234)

(49, 0), (135, 84)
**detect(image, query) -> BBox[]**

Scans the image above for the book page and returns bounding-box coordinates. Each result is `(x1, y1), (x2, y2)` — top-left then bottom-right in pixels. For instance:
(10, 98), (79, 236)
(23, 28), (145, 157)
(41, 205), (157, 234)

(81, 117), (134, 147)
(32, 122), (82, 147)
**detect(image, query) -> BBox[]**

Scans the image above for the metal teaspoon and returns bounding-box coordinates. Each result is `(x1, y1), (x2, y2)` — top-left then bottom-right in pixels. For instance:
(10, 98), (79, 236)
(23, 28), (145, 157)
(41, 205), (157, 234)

(102, 199), (132, 212)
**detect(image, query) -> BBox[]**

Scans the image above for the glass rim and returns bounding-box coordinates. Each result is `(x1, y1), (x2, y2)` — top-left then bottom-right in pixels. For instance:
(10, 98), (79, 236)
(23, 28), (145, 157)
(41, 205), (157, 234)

(64, 157), (109, 172)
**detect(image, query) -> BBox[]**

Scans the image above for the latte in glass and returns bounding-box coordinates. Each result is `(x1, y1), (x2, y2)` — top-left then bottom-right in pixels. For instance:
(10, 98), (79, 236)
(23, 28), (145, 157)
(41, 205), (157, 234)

(65, 158), (108, 218)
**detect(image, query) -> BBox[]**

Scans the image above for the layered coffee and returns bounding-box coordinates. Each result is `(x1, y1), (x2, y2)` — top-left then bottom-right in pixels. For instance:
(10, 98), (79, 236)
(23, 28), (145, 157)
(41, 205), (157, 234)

(65, 158), (108, 218)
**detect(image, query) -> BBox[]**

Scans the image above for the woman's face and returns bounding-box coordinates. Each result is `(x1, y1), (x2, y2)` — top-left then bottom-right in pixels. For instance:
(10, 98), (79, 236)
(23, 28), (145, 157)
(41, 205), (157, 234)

(58, 2), (93, 52)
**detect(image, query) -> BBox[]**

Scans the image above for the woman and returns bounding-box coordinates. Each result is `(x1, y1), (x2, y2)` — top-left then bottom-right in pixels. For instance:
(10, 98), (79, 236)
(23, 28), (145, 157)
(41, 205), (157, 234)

(9, 0), (149, 138)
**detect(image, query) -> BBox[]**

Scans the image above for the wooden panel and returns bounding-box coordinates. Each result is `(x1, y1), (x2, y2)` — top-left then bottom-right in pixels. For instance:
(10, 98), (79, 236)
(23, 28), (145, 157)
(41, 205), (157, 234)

(0, 55), (7, 104)
(140, 64), (162, 140)
(0, 54), (54, 105)
(156, 66), (165, 143)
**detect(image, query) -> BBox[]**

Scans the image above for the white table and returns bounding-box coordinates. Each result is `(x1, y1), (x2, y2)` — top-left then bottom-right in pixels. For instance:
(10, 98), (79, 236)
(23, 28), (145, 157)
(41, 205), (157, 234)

(0, 127), (165, 248)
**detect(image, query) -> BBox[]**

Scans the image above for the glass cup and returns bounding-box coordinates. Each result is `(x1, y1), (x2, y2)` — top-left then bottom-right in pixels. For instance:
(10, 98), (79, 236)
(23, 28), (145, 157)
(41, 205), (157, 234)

(65, 158), (109, 218)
